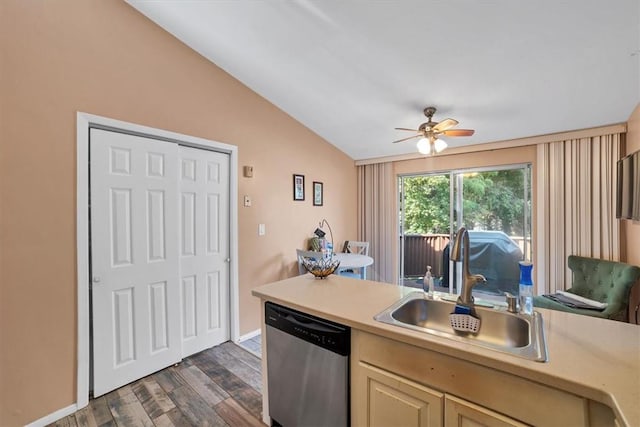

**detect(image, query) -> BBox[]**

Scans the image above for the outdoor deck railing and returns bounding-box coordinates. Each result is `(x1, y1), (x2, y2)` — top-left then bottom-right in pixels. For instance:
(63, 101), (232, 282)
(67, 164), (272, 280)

(403, 233), (529, 279)
(403, 234), (450, 277)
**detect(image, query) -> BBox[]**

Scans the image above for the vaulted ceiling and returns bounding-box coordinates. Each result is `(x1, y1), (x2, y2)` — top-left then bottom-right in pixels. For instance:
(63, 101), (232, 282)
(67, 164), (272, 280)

(126, 1), (640, 161)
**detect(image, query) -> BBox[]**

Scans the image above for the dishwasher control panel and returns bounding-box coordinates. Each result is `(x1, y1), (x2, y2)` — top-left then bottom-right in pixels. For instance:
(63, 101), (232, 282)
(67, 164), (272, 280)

(265, 302), (350, 356)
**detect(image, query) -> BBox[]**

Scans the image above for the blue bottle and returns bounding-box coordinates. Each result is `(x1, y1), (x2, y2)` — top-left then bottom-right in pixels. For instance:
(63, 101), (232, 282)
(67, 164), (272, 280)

(518, 261), (534, 315)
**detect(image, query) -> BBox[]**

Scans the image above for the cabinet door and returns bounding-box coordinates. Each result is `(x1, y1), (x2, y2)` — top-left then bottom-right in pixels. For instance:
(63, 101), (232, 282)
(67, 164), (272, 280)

(354, 361), (444, 427)
(445, 395), (529, 427)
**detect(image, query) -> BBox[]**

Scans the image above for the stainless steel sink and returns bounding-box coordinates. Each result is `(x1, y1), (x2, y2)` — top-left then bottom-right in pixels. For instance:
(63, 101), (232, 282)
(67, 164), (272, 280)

(374, 292), (547, 362)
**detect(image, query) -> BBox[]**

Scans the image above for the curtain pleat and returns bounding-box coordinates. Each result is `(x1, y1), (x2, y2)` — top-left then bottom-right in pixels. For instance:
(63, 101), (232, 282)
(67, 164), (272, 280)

(357, 162), (396, 284)
(537, 133), (621, 293)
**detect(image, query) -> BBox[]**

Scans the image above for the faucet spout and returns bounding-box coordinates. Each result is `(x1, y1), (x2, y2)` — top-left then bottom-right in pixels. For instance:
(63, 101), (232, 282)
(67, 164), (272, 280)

(451, 227), (486, 308)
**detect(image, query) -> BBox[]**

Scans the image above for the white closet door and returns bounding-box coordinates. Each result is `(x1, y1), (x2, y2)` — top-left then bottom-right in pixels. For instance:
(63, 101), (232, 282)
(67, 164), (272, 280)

(179, 146), (230, 356)
(90, 129), (181, 397)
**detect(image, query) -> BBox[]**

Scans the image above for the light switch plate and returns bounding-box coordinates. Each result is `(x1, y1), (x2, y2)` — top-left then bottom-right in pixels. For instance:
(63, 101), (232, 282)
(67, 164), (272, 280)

(243, 166), (254, 178)
(244, 195), (252, 207)
(258, 224), (265, 236)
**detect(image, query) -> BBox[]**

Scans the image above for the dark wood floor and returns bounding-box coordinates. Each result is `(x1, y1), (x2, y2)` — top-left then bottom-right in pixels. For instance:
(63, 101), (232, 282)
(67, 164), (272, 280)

(50, 341), (265, 427)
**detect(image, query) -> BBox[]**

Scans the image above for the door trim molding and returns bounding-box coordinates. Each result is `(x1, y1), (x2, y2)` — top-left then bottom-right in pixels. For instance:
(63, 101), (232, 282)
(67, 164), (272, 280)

(76, 112), (240, 409)
(25, 403), (79, 427)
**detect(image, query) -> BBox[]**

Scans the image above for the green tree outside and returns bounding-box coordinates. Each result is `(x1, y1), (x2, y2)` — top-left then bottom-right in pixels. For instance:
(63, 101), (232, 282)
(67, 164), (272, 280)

(402, 174), (451, 234)
(402, 169), (527, 236)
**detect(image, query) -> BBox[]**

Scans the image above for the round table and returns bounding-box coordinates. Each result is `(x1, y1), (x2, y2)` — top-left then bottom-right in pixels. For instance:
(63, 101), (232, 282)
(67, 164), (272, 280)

(333, 253), (374, 280)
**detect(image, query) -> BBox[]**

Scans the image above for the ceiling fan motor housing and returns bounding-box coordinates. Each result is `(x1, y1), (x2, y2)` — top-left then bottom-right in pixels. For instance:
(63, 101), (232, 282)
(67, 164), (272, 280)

(418, 121), (438, 132)
(423, 106), (437, 118)
(420, 106), (439, 131)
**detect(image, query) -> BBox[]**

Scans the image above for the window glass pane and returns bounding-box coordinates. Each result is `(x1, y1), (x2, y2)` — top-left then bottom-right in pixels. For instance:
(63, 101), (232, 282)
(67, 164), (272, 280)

(399, 165), (532, 297)
(399, 174), (451, 290)
(458, 168), (531, 296)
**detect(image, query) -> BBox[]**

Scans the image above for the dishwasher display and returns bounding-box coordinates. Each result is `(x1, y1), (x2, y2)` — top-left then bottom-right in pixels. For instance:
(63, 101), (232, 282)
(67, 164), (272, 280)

(265, 302), (350, 427)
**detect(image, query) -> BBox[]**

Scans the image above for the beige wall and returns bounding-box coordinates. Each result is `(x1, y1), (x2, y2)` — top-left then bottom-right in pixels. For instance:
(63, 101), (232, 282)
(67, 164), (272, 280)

(625, 103), (640, 265)
(0, 1), (356, 425)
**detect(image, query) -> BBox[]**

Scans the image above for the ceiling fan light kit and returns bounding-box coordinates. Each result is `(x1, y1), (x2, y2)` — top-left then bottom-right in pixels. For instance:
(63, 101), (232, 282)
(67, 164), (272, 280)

(416, 138), (431, 155)
(434, 138), (448, 153)
(393, 106), (474, 156)
(416, 136), (447, 155)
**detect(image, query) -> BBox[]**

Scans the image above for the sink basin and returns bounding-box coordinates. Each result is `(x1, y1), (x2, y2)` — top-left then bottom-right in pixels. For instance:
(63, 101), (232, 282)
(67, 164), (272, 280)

(374, 292), (547, 362)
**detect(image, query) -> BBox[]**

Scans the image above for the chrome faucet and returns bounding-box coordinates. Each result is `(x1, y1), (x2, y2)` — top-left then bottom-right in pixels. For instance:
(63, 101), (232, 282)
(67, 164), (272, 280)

(450, 227), (486, 308)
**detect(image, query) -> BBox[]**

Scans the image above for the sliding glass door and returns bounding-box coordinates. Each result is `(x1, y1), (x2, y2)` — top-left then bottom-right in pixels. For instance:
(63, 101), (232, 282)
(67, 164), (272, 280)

(399, 164), (531, 296)
(399, 173), (451, 289)
(451, 166), (531, 296)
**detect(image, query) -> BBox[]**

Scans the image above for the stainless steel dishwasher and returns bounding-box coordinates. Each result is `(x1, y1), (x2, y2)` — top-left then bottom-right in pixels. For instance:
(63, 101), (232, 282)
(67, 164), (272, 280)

(265, 302), (350, 427)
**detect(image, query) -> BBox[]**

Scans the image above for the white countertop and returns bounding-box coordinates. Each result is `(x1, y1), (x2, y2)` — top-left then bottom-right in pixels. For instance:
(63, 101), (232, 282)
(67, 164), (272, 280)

(252, 274), (640, 427)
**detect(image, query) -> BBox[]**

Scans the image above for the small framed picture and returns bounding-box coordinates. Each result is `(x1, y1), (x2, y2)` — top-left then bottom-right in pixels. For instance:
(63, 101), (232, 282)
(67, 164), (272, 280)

(313, 181), (323, 206)
(293, 174), (305, 201)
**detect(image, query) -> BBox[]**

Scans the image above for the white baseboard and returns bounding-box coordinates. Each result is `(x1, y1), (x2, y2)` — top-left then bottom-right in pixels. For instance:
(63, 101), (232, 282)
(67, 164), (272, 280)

(237, 328), (261, 343)
(25, 403), (78, 427)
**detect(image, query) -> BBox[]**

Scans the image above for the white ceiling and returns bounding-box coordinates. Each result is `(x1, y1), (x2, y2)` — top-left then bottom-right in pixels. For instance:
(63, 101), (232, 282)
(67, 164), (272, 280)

(126, 1), (640, 161)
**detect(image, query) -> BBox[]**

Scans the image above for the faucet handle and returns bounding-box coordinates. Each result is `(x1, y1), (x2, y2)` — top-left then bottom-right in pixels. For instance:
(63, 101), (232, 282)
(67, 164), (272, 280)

(505, 292), (518, 313)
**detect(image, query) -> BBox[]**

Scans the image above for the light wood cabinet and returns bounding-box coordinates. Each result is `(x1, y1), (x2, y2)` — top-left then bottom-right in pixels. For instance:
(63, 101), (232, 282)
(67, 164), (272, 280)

(353, 361), (530, 427)
(351, 330), (591, 427)
(355, 361), (444, 427)
(444, 395), (528, 427)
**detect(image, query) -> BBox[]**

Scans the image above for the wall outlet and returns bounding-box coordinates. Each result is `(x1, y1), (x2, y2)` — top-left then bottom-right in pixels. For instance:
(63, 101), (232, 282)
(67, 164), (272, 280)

(258, 224), (266, 236)
(244, 195), (252, 207)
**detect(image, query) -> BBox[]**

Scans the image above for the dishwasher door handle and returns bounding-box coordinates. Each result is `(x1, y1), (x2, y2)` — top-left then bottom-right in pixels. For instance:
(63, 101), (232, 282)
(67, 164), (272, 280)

(283, 313), (341, 333)
(268, 303), (344, 333)
(265, 301), (350, 356)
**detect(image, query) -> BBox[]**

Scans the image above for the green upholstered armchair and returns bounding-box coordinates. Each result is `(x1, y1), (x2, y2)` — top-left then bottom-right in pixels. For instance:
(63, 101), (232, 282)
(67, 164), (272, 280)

(533, 255), (640, 321)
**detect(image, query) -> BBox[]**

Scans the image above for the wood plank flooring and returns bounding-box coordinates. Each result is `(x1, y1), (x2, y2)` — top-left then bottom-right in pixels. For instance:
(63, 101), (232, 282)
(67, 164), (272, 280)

(237, 335), (261, 359)
(50, 341), (265, 427)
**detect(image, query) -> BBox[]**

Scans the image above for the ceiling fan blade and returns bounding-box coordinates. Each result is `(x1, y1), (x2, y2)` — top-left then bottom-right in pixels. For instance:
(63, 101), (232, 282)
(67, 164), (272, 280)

(392, 134), (421, 143)
(432, 118), (458, 132)
(442, 129), (475, 137)
(394, 127), (420, 132)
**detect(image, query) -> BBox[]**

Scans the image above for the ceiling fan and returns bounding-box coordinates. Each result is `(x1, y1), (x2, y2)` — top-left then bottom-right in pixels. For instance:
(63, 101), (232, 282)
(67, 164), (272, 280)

(393, 106), (475, 155)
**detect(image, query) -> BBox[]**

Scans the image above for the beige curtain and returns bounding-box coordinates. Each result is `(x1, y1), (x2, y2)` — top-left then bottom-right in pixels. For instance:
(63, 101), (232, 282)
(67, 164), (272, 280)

(536, 133), (621, 293)
(357, 162), (396, 284)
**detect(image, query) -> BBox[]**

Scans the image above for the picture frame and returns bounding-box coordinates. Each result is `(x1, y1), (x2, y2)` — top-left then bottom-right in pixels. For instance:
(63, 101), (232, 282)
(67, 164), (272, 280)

(313, 181), (323, 206)
(293, 174), (305, 201)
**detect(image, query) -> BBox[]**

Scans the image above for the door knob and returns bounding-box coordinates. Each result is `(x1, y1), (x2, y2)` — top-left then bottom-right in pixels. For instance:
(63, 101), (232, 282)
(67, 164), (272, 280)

(93, 276), (101, 283)
(225, 258), (231, 263)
